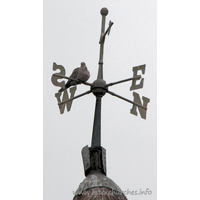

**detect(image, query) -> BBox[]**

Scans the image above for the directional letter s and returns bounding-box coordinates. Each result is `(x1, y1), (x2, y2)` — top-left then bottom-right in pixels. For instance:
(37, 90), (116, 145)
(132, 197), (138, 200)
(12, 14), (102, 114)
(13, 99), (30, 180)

(51, 62), (66, 88)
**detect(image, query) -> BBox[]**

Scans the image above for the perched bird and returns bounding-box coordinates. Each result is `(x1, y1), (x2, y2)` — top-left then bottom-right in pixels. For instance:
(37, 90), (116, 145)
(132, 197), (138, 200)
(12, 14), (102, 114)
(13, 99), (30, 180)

(59, 62), (90, 92)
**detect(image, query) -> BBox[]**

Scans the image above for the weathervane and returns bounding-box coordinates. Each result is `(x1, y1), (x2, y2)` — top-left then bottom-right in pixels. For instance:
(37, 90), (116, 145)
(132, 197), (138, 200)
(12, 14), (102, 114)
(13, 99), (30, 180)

(51, 8), (151, 198)
(51, 7), (150, 148)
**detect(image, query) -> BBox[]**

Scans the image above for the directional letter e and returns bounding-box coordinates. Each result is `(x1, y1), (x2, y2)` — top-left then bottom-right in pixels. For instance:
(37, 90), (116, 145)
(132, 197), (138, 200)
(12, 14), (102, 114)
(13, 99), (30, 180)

(130, 64), (146, 91)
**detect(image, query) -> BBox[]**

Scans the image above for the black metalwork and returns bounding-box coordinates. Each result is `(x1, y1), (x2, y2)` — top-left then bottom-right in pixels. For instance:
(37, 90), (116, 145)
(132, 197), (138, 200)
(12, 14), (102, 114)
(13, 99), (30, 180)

(51, 7), (150, 147)
(51, 8), (150, 182)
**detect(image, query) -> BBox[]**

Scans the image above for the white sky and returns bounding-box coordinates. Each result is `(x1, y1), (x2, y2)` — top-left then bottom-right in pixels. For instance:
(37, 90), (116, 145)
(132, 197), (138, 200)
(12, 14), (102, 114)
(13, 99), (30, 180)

(1, 1), (200, 200)
(44, 1), (156, 200)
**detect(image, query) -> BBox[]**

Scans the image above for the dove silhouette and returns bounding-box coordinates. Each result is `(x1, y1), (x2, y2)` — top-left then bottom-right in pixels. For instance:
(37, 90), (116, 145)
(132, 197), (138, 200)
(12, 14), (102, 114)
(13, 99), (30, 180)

(59, 62), (90, 93)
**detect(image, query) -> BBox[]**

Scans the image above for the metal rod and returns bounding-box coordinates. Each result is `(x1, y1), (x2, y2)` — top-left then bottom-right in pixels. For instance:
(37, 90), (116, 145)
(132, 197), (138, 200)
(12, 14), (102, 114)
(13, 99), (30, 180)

(58, 90), (92, 105)
(91, 96), (102, 147)
(99, 21), (114, 44)
(97, 10), (107, 80)
(107, 90), (147, 110)
(105, 75), (141, 87)
(52, 74), (93, 86)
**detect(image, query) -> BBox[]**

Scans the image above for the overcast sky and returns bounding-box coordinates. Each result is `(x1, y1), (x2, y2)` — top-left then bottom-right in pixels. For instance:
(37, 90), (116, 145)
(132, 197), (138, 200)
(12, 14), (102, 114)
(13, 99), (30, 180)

(44, 1), (156, 200)
(1, 1), (200, 200)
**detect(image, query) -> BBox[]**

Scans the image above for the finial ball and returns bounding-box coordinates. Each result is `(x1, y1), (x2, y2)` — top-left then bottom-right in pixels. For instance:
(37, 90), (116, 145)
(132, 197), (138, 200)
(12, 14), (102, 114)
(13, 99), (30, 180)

(100, 7), (108, 16)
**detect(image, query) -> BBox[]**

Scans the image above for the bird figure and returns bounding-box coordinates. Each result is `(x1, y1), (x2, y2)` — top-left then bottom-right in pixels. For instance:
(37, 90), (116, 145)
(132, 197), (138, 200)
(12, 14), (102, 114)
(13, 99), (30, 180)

(59, 62), (90, 93)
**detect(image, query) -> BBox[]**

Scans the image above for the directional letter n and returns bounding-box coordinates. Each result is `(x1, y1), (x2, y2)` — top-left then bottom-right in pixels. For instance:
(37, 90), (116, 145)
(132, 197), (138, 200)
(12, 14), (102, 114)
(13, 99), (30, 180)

(130, 92), (150, 119)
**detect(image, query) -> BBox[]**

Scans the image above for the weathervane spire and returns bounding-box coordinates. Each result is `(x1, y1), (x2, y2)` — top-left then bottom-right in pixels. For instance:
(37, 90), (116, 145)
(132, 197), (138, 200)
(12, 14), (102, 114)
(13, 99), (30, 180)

(51, 8), (150, 149)
(97, 7), (113, 80)
(51, 8), (151, 199)
(91, 7), (113, 148)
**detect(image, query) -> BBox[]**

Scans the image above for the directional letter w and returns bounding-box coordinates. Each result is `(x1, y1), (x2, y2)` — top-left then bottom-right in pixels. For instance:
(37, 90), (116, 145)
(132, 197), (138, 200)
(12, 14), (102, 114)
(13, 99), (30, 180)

(55, 86), (77, 114)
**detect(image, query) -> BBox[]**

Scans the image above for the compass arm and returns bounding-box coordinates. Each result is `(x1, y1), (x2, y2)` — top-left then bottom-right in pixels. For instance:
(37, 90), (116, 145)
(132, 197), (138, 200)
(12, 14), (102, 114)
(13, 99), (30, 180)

(52, 74), (93, 86)
(105, 75), (141, 87)
(107, 90), (147, 110)
(58, 90), (92, 106)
